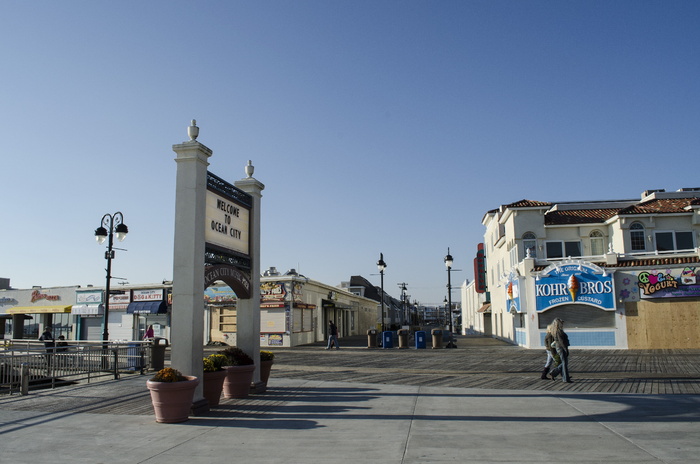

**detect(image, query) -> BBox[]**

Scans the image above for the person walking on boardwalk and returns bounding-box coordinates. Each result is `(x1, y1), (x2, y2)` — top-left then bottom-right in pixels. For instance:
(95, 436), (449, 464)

(541, 322), (557, 379)
(326, 321), (340, 350)
(549, 318), (572, 383)
(39, 325), (55, 364)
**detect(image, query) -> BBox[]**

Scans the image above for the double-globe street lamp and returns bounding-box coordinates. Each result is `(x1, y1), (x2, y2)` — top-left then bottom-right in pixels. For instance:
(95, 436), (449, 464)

(444, 248), (456, 348)
(377, 253), (387, 333)
(95, 212), (128, 342)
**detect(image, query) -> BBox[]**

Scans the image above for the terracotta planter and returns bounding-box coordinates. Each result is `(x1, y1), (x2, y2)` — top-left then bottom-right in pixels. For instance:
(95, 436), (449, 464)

(202, 370), (227, 407)
(146, 375), (199, 423)
(260, 360), (274, 386)
(223, 364), (255, 398)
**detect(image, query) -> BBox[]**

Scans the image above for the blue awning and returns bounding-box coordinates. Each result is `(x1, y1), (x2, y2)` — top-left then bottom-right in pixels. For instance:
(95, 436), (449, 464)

(126, 300), (168, 314)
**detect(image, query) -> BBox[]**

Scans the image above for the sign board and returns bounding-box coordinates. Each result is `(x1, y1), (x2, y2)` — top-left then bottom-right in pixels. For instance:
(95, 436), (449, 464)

(638, 267), (700, 299)
(505, 276), (522, 313)
(535, 262), (615, 312)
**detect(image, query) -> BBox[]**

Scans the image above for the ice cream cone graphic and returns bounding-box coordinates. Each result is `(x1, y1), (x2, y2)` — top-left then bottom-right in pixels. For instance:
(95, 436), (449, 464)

(507, 281), (513, 300)
(568, 275), (579, 302)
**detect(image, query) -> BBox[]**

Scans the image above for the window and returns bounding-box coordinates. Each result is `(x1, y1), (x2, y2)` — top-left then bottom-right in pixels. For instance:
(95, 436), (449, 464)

(630, 222), (645, 251)
(523, 232), (537, 258)
(545, 241), (582, 259)
(590, 230), (605, 256)
(655, 231), (695, 251)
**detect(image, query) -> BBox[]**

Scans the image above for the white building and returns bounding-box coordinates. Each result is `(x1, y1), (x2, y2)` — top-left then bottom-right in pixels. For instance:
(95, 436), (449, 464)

(462, 188), (700, 349)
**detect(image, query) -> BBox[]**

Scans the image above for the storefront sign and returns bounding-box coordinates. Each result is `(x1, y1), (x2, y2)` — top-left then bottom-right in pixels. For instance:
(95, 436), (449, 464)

(30, 290), (60, 303)
(132, 289), (164, 302)
(76, 290), (103, 304)
(266, 334), (284, 346)
(109, 292), (131, 310)
(536, 262), (615, 312)
(638, 267), (700, 299)
(506, 277), (522, 313)
(261, 282), (286, 303)
(0, 297), (18, 307)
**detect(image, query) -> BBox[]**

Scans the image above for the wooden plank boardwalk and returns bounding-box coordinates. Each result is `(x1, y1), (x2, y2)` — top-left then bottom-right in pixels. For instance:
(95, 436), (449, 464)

(267, 334), (700, 395)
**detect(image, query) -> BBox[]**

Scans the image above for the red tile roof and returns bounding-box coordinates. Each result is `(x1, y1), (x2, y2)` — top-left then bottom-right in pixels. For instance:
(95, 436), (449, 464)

(545, 208), (619, 225)
(533, 256), (699, 272)
(506, 199), (552, 208)
(504, 197), (700, 226)
(619, 198), (700, 215)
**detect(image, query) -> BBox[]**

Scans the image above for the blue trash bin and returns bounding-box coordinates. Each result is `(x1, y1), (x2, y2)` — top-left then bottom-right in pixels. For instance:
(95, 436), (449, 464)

(415, 330), (426, 349)
(382, 331), (393, 349)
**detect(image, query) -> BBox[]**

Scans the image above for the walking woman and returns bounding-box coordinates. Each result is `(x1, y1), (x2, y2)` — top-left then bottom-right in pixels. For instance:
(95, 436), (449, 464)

(549, 318), (572, 383)
(541, 322), (556, 379)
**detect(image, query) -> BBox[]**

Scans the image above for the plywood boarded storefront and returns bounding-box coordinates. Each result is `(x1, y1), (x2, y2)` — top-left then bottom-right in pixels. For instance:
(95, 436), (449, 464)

(625, 299), (700, 349)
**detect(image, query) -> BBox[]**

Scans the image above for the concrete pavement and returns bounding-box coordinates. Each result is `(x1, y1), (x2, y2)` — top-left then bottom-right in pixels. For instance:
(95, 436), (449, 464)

(1, 335), (699, 463)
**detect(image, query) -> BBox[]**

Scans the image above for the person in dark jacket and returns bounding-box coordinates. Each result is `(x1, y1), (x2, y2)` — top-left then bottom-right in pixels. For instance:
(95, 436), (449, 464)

(326, 321), (340, 350)
(39, 326), (55, 364)
(549, 318), (572, 383)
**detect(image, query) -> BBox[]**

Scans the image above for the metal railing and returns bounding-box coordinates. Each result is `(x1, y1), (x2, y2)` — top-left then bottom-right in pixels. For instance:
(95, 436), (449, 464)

(0, 340), (154, 395)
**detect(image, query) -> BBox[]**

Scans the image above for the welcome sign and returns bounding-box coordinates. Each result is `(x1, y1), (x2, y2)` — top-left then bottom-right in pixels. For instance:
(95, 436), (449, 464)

(536, 262), (615, 312)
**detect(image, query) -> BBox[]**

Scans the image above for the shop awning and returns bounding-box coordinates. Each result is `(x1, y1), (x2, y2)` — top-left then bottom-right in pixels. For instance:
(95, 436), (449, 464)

(477, 303), (491, 313)
(7, 305), (72, 314)
(126, 300), (168, 314)
(71, 304), (104, 316)
(0, 313), (32, 320)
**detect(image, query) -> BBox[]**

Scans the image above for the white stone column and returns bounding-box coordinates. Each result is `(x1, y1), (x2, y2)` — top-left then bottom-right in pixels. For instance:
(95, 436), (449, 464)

(235, 161), (264, 388)
(171, 121), (211, 409)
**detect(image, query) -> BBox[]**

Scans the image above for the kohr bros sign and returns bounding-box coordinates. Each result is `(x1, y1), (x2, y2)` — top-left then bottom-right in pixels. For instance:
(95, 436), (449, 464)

(535, 261), (615, 312)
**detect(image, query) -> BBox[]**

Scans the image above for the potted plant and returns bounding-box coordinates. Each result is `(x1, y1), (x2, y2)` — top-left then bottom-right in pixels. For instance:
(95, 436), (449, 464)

(202, 353), (228, 407)
(260, 350), (275, 386)
(146, 367), (199, 423)
(219, 346), (255, 398)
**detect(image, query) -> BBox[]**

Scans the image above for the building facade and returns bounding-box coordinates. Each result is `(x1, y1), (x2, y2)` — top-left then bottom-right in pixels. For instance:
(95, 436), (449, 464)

(1, 270), (378, 348)
(462, 188), (700, 349)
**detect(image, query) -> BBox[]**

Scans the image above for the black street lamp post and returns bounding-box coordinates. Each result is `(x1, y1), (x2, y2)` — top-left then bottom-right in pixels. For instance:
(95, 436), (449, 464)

(444, 248), (456, 348)
(377, 253), (387, 333)
(95, 212), (128, 342)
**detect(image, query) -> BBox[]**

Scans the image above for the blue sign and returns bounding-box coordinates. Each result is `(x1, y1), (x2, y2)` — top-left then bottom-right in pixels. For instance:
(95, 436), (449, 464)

(506, 277), (522, 313)
(535, 262), (615, 312)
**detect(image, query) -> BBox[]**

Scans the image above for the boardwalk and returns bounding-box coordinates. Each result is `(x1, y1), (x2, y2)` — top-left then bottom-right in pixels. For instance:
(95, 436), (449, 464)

(1, 334), (699, 418)
(267, 334), (700, 395)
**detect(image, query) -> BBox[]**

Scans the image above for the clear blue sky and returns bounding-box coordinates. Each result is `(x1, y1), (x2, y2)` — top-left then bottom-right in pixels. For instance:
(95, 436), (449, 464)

(2, 1), (699, 306)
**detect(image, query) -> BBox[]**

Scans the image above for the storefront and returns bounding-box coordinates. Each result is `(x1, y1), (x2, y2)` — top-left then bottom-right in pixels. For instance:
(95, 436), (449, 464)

(530, 261), (618, 348)
(3, 286), (78, 340)
(615, 264), (700, 349)
(126, 288), (169, 341)
(72, 289), (105, 340)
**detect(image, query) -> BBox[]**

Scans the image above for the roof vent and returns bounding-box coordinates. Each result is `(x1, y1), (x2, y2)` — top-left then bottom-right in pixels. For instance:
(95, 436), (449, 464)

(263, 267), (280, 277)
(285, 269), (299, 276)
(677, 187), (700, 192)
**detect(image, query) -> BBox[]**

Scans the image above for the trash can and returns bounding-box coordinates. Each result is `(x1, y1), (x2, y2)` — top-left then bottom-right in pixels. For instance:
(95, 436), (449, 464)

(415, 330), (426, 349)
(431, 329), (443, 349)
(151, 337), (168, 370)
(397, 329), (408, 349)
(367, 329), (378, 348)
(382, 331), (393, 349)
